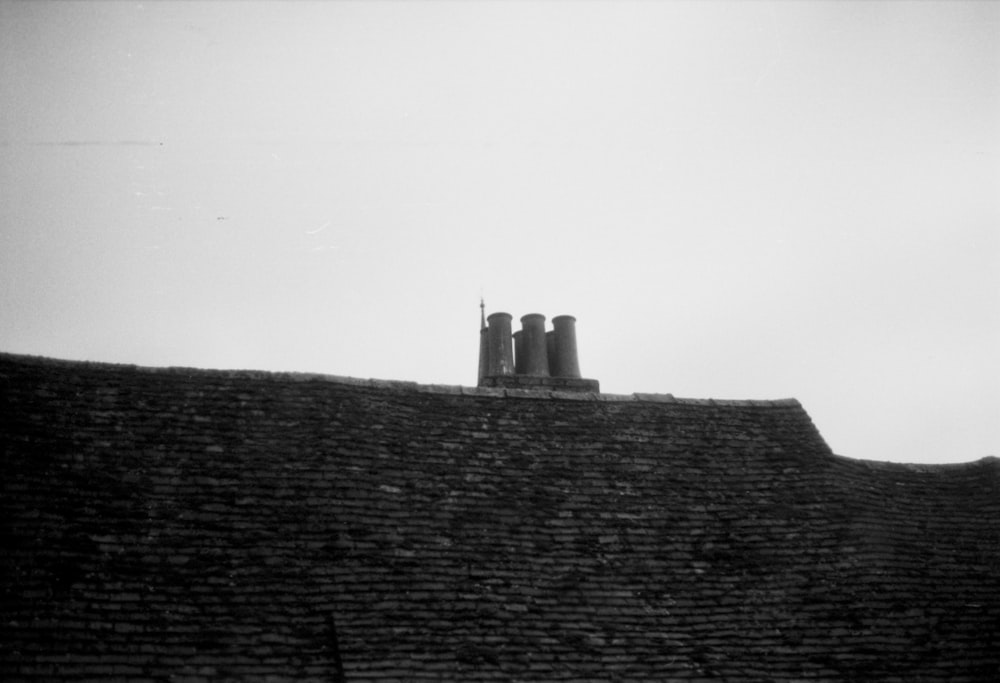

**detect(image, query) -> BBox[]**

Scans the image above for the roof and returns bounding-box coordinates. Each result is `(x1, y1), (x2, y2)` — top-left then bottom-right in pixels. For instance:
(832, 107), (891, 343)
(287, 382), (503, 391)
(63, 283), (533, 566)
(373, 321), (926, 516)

(2, 352), (999, 681)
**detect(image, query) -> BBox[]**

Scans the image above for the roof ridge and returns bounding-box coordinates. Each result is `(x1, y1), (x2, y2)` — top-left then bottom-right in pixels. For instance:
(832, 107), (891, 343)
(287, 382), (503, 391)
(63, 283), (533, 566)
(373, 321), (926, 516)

(0, 352), (800, 406)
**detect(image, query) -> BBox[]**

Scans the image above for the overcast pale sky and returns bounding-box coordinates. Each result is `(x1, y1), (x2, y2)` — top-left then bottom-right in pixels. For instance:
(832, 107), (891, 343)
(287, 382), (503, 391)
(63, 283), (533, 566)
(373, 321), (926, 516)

(2, 1), (997, 464)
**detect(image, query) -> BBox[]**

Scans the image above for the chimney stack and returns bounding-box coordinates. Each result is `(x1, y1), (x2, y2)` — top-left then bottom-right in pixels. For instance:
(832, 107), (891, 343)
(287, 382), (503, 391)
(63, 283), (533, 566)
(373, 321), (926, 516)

(477, 307), (598, 392)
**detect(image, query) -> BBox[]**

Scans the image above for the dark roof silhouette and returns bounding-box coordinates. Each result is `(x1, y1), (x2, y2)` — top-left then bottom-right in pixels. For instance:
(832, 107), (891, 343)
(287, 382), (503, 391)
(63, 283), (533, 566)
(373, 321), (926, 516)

(1, 352), (999, 681)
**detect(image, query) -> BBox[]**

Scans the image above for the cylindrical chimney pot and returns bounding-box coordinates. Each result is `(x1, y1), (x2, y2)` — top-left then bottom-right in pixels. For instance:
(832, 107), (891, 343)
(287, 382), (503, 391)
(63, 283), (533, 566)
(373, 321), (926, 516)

(486, 312), (514, 376)
(513, 330), (525, 374)
(546, 331), (557, 375)
(478, 327), (489, 384)
(518, 313), (550, 376)
(551, 315), (581, 378)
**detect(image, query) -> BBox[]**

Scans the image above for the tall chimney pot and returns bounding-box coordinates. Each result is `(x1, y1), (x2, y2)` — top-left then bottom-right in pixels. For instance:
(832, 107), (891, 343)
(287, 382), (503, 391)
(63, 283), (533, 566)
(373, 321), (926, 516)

(546, 331), (557, 376)
(477, 326), (489, 383)
(550, 315), (582, 378)
(513, 330), (525, 374)
(486, 312), (515, 376)
(517, 313), (550, 377)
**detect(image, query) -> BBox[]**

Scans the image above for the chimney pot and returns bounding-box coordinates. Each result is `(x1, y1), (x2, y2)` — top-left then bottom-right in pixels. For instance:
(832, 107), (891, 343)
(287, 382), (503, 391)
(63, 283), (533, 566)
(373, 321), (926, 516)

(517, 313), (550, 377)
(546, 330), (557, 375)
(513, 330), (525, 374)
(477, 326), (489, 383)
(550, 315), (582, 378)
(485, 312), (515, 377)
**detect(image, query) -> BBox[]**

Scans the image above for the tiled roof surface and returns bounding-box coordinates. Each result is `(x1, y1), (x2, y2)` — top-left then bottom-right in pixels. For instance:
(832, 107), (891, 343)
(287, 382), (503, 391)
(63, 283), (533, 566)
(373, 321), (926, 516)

(1, 352), (998, 681)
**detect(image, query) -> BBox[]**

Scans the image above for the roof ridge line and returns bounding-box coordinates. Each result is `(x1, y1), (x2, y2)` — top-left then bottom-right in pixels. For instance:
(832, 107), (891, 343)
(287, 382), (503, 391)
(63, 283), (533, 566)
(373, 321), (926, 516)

(0, 352), (801, 405)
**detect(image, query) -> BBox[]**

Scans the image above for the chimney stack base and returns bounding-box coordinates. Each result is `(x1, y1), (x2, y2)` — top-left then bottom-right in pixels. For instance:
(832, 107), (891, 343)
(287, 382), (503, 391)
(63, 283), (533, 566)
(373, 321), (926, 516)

(478, 375), (600, 393)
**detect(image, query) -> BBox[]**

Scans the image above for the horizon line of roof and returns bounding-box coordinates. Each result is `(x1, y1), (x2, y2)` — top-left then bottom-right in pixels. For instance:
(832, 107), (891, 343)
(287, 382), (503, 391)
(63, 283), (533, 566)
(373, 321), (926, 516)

(1, 351), (801, 407)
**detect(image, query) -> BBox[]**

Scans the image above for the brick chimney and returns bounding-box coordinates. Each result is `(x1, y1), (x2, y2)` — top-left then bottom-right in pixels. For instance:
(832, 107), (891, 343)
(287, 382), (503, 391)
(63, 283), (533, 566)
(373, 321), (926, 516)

(478, 307), (599, 392)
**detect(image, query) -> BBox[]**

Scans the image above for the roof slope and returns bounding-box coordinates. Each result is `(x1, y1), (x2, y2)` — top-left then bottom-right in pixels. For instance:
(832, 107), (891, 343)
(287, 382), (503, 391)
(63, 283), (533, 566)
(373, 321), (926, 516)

(1, 353), (999, 681)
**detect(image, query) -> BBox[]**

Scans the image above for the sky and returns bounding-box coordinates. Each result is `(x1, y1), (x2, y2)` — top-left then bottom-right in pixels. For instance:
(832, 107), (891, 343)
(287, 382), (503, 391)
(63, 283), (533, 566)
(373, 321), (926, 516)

(1, 1), (997, 465)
